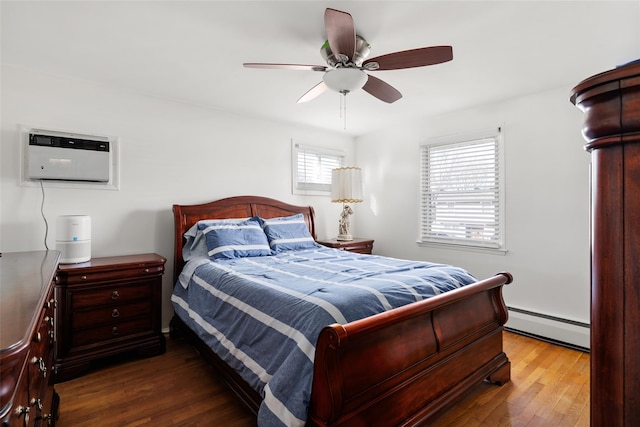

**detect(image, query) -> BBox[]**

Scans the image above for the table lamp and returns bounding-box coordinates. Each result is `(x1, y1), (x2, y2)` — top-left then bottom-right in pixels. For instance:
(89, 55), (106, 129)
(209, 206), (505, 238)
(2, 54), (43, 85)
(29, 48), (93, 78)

(331, 167), (363, 241)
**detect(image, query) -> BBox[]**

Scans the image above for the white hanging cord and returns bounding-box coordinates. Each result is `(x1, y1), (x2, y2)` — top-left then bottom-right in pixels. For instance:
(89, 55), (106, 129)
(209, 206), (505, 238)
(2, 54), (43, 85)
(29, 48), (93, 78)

(40, 180), (50, 250)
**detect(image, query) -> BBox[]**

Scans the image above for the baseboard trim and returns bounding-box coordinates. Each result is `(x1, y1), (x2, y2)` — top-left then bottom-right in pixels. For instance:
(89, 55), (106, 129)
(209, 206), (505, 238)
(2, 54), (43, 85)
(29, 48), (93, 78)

(506, 306), (590, 351)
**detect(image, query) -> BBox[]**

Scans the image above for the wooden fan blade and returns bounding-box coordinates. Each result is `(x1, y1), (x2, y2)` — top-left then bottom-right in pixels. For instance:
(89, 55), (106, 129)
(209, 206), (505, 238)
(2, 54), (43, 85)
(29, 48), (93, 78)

(297, 82), (328, 103)
(243, 63), (327, 72)
(362, 74), (402, 103)
(364, 46), (453, 70)
(324, 8), (356, 61)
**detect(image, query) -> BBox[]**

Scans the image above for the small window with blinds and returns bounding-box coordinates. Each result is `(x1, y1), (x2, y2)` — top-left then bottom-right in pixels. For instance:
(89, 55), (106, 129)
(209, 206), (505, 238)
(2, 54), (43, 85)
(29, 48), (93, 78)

(292, 143), (345, 195)
(419, 129), (505, 250)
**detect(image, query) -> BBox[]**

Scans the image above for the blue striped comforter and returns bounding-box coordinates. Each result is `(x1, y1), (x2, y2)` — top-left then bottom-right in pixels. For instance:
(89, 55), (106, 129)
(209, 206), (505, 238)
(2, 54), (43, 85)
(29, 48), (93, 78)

(171, 246), (476, 427)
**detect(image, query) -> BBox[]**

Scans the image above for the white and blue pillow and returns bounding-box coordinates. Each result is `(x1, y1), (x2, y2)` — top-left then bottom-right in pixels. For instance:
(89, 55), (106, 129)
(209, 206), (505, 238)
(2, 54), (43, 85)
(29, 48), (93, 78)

(183, 217), (249, 261)
(198, 217), (271, 260)
(260, 213), (319, 253)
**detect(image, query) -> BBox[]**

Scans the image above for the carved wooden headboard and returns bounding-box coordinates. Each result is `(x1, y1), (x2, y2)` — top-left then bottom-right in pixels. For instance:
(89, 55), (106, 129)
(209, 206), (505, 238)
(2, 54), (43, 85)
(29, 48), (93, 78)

(172, 195), (316, 284)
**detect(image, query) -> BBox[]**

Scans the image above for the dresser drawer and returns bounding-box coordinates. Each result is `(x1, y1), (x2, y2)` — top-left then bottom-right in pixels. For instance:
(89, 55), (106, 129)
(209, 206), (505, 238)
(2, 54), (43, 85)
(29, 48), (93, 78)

(72, 317), (153, 348)
(61, 264), (164, 285)
(32, 297), (55, 354)
(27, 292), (56, 424)
(72, 300), (152, 328)
(31, 307), (55, 370)
(71, 282), (152, 309)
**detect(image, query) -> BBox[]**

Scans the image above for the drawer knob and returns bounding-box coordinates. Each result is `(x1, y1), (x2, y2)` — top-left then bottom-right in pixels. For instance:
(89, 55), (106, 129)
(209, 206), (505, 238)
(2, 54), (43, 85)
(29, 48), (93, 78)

(14, 405), (29, 424)
(33, 332), (42, 343)
(81, 275), (87, 280)
(112, 326), (119, 336)
(30, 398), (43, 411)
(43, 413), (54, 425)
(112, 308), (120, 318)
(111, 290), (120, 300)
(31, 357), (47, 378)
(144, 268), (150, 273)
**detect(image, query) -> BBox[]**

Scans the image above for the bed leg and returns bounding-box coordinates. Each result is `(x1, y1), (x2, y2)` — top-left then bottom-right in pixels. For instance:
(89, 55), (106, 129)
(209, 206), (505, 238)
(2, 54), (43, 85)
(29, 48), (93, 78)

(487, 360), (511, 386)
(169, 315), (183, 339)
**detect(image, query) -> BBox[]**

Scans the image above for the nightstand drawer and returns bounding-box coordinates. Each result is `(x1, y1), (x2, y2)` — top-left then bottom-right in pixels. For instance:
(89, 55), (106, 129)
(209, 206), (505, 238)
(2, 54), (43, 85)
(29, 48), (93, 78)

(339, 241), (373, 253)
(72, 317), (153, 348)
(72, 300), (152, 328)
(61, 264), (164, 285)
(316, 238), (375, 254)
(71, 283), (152, 309)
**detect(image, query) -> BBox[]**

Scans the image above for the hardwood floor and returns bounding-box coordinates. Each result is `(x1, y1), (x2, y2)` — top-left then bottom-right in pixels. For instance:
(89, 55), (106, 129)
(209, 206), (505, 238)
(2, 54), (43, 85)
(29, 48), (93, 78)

(55, 331), (589, 426)
(433, 332), (589, 426)
(55, 337), (255, 426)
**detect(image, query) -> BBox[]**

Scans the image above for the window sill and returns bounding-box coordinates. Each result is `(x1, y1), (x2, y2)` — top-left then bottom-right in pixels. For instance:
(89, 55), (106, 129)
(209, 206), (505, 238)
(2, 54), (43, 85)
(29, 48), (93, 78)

(292, 188), (331, 197)
(416, 240), (508, 255)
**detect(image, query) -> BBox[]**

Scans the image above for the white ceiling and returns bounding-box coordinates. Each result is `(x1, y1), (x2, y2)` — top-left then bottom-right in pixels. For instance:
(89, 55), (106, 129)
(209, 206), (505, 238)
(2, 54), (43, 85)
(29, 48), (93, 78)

(2, 1), (638, 135)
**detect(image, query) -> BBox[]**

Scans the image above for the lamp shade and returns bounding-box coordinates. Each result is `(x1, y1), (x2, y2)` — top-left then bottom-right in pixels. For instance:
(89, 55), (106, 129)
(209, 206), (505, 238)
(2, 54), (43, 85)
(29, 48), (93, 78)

(331, 167), (363, 203)
(323, 68), (368, 94)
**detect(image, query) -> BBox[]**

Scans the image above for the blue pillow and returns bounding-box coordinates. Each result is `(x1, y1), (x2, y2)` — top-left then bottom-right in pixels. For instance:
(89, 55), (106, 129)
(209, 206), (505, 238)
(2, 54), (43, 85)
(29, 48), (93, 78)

(260, 214), (319, 253)
(198, 217), (271, 259)
(183, 218), (248, 261)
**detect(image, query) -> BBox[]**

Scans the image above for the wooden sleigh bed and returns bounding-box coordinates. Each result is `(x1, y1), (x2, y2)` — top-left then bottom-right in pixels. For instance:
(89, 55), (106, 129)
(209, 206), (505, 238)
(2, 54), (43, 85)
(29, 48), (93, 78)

(170, 195), (513, 426)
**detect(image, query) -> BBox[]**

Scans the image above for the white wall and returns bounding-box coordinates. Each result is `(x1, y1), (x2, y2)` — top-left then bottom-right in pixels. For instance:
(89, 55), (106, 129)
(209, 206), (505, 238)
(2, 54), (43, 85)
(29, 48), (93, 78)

(354, 85), (592, 347)
(0, 64), (355, 330)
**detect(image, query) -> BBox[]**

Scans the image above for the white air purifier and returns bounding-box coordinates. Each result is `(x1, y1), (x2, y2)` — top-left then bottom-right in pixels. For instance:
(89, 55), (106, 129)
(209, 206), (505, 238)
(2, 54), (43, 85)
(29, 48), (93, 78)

(56, 215), (91, 263)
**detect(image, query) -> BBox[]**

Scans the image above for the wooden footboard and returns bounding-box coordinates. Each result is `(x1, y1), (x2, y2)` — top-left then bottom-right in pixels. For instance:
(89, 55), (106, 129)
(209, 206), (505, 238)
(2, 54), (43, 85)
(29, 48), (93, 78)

(308, 272), (513, 426)
(171, 271), (512, 427)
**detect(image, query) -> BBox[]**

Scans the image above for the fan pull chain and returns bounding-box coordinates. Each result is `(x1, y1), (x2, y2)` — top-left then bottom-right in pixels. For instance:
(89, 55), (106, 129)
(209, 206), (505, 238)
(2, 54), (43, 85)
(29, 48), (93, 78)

(339, 91), (348, 130)
(343, 93), (347, 130)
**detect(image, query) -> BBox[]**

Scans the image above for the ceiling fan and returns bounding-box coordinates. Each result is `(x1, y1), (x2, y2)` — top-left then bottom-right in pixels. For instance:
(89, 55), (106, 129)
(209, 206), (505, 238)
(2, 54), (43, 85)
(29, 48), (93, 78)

(243, 8), (453, 104)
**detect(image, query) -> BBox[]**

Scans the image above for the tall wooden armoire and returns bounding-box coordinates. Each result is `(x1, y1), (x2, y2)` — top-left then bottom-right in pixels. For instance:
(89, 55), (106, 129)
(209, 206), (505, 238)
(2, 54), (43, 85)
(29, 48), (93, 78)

(570, 60), (640, 426)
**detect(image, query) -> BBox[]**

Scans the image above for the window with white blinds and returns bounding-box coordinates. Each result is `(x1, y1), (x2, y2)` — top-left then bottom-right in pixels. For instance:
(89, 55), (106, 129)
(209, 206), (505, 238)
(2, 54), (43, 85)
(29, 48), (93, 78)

(292, 143), (344, 195)
(419, 130), (505, 250)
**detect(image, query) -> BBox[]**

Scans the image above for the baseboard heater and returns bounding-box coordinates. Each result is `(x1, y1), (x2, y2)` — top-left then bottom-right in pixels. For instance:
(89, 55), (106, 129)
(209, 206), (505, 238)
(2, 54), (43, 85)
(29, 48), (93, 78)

(506, 306), (590, 352)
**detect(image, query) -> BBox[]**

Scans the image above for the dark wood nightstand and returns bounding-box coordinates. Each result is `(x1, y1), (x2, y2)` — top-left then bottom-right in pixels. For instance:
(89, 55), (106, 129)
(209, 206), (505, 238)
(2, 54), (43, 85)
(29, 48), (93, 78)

(316, 238), (374, 254)
(54, 253), (166, 382)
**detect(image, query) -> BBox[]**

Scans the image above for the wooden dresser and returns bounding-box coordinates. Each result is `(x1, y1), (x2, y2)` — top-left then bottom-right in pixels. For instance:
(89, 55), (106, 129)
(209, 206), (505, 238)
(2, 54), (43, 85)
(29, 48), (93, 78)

(54, 253), (166, 382)
(0, 251), (60, 427)
(570, 60), (640, 426)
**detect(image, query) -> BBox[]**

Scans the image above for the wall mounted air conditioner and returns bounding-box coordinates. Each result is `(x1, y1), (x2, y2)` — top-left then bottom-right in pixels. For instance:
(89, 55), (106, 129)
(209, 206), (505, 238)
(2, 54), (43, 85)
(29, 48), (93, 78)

(27, 130), (110, 182)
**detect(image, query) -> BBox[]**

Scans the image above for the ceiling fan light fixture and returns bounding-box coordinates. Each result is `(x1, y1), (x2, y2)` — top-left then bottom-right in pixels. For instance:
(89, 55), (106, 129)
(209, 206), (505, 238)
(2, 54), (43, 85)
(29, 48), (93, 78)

(245, 8), (453, 105)
(323, 68), (368, 94)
